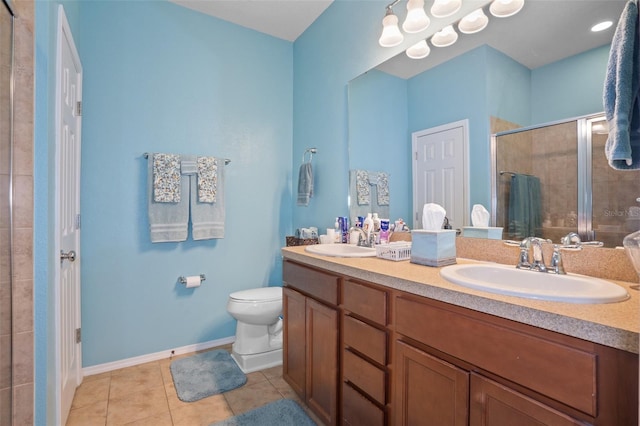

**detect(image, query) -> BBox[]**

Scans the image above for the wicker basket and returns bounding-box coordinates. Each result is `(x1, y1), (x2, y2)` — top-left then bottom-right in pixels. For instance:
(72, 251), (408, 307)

(375, 242), (412, 261)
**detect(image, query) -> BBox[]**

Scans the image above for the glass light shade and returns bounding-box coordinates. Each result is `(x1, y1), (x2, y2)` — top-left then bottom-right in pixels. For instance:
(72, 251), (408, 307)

(623, 230), (640, 282)
(489, 0), (524, 18)
(379, 13), (404, 47)
(406, 40), (430, 59)
(591, 20), (613, 32)
(431, 0), (462, 18)
(431, 25), (458, 47)
(458, 9), (489, 34)
(403, 0), (430, 33)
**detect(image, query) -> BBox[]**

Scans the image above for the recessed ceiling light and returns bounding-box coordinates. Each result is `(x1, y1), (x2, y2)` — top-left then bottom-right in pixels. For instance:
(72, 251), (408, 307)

(591, 20), (613, 32)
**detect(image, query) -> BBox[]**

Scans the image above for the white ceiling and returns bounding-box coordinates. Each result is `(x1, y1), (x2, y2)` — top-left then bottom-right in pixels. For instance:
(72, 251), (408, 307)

(169, 0), (333, 42)
(169, 0), (625, 78)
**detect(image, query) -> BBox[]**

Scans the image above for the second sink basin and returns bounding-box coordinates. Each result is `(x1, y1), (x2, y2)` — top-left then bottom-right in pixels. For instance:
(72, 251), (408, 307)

(440, 263), (630, 304)
(305, 244), (376, 258)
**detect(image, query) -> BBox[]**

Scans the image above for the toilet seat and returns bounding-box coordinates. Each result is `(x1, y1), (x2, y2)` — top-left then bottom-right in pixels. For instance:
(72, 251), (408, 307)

(229, 287), (282, 303)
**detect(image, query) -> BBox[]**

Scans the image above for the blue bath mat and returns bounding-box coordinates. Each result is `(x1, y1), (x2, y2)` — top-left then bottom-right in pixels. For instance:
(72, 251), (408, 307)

(211, 399), (316, 426)
(170, 349), (247, 402)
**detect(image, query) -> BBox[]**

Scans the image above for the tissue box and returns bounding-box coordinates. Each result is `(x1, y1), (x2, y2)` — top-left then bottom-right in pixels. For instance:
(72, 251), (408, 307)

(462, 226), (503, 240)
(410, 229), (457, 267)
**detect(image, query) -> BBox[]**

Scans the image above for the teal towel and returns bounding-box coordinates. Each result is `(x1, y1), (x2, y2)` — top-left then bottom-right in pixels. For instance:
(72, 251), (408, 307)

(508, 174), (542, 239)
(297, 162), (313, 206)
(604, 0), (640, 169)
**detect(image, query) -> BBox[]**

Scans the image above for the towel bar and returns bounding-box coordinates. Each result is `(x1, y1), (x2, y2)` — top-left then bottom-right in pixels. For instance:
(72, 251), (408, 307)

(143, 153), (230, 165)
(178, 274), (206, 285)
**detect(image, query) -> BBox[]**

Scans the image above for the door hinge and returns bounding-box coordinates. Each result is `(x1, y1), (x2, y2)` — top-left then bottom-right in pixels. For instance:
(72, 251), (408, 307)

(75, 328), (81, 344)
(414, 151), (418, 160)
(76, 214), (81, 230)
(76, 101), (82, 116)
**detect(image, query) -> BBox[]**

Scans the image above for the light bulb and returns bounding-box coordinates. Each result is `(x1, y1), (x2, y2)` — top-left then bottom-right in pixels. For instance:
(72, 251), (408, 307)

(459, 8), (489, 34)
(431, 25), (458, 47)
(403, 0), (430, 33)
(406, 40), (430, 59)
(489, 0), (524, 18)
(431, 0), (462, 18)
(379, 12), (404, 47)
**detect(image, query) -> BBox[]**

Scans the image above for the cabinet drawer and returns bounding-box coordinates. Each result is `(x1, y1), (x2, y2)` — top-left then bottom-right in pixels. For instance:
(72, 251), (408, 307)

(283, 260), (339, 305)
(343, 315), (387, 365)
(342, 382), (385, 426)
(342, 279), (387, 325)
(343, 349), (386, 404)
(395, 296), (597, 416)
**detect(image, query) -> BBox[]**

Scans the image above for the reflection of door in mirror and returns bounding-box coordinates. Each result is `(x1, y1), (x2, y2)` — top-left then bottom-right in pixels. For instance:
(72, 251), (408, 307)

(493, 113), (640, 248)
(412, 120), (468, 230)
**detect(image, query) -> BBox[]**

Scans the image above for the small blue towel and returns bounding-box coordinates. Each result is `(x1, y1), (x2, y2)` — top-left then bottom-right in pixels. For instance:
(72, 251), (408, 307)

(297, 162), (313, 206)
(187, 155), (226, 240)
(604, 0), (640, 170)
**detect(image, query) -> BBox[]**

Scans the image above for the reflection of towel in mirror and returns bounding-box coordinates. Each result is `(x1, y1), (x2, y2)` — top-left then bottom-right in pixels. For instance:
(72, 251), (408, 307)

(508, 174), (542, 239)
(348, 170), (390, 219)
(147, 153), (189, 243)
(297, 162), (313, 206)
(604, 0), (640, 169)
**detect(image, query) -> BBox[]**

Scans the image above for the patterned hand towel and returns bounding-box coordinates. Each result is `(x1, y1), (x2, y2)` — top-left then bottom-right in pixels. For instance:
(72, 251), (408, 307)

(197, 156), (218, 203)
(190, 156), (226, 240)
(604, 0), (640, 169)
(147, 153), (189, 243)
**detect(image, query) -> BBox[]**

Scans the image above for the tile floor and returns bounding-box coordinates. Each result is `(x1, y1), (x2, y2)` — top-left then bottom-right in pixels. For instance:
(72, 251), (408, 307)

(65, 346), (324, 426)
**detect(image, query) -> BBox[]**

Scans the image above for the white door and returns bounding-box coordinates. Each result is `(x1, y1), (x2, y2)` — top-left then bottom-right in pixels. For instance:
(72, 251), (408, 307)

(56, 6), (83, 425)
(412, 120), (468, 230)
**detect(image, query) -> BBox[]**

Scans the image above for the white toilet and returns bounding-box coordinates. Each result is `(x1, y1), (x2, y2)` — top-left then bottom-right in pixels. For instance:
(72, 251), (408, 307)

(226, 286), (283, 373)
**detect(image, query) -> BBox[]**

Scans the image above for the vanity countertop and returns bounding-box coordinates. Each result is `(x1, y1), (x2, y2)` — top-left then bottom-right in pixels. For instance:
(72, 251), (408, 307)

(282, 245), (639, 354)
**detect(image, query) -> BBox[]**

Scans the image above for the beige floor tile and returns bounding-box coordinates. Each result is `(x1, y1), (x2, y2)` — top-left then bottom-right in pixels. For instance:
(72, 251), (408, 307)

(223, 379), (283, 415)
(122, 411), (173, 426)
(66, 399), (107, 426)
(109, 362), (163, 399)
(107, 386), (169, 426)
(261, 365), (283, 380)
(83, 371), (112, 383)
(71, 377), (111, 409)
(243, 370), (268, 387)
(267, 376), (299, 399)
(169, 393), (234, 426)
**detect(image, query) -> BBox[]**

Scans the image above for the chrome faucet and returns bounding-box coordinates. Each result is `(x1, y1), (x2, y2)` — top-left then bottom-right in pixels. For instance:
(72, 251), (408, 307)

(505, 237), (552, 272)
(529, 238), (549, 272)
(349, 226), (375, 248)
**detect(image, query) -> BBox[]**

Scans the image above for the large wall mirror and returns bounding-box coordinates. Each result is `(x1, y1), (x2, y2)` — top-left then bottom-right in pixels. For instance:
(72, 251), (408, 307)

(348, 1), (627, 243)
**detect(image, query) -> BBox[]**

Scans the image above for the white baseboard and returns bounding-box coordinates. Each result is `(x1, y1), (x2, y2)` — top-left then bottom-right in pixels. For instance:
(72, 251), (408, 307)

(82, 336), (236, 377)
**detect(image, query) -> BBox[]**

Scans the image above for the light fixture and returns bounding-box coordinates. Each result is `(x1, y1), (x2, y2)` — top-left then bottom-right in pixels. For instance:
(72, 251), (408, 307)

(458, 8), (489, 34)
(403, 0), (430, 33)
(431, 0), (462, 18)
(489, 0), (524, 18)
(431, 25), (458, 47)
(378, 7), (404, 47)
(591, 20), (613, 32)
(406, 40), (431, 59)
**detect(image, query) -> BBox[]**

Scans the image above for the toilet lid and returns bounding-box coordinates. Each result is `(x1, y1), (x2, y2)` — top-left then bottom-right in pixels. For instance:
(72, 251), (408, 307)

(229, 286), (282, 302)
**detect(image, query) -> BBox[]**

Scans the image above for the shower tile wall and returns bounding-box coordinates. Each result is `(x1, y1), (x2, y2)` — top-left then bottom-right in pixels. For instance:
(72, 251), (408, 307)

(7, 0), (34, 424)
(494, 118), (579, 242)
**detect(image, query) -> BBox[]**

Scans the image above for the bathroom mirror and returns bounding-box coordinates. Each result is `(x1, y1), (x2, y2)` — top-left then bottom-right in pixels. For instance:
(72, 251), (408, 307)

(347, 1), (625, 235)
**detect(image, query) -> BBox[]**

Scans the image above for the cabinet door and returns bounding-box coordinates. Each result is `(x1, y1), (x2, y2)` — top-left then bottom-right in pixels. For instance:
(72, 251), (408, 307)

(394, 341), (469, 426)
(306, 298), (339, 426)
(470, 373), (588, 426)
(283, 287), (306, 398)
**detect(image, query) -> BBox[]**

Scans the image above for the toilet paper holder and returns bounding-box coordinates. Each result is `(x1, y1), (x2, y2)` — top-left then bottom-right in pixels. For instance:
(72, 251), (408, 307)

(179, 274), (206, 285)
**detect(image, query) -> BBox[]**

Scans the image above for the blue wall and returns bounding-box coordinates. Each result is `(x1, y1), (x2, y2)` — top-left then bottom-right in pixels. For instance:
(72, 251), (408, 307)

(76, 1), (293, 366)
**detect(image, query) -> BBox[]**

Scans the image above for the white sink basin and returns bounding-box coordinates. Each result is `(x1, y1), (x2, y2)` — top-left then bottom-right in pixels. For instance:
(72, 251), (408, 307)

(440, 263), (630, 304)
(305, 244), (376, 258)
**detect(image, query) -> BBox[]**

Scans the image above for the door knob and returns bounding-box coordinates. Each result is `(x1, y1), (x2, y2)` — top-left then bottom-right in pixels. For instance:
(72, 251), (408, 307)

(60, 250), (76, 262)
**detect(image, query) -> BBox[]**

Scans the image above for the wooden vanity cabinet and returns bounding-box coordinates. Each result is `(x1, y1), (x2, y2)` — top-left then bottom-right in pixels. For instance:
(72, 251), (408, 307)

(341, 279), (389, 426)
(282, 258), (638, 426)
(283, 261), (340, 426)
(393, 293), (638, 426)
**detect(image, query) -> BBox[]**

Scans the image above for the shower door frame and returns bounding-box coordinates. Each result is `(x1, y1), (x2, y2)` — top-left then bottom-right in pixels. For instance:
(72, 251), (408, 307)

(490, 112), (605, 243)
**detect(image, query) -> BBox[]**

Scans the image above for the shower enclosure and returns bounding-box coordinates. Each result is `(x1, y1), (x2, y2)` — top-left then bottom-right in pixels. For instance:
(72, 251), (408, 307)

(492, 113), (640, 248)
(0, 1), (13, 424)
